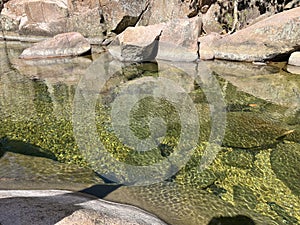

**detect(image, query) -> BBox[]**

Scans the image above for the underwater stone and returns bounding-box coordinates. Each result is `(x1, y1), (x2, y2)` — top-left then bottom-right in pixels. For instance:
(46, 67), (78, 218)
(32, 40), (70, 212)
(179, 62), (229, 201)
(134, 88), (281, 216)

(223, 112), (288, 149)
(270, 142), (300, 196)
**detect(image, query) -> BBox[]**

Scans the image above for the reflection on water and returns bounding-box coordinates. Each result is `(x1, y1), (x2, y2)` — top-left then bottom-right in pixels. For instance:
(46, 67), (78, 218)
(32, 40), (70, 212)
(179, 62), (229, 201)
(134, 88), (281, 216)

(0, 41), (300, 225)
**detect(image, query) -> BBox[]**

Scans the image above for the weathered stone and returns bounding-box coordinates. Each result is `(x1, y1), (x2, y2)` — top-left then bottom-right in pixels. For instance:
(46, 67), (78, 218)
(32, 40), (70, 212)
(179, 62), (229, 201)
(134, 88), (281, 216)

(19, 32), (91, 59)
(156, 17), (202, 62)
(0, 0), (104, 43)
(138, 0), (190, 26)
(108, 24), (163, 62)
(198, 33), (222, 60)
(200, 7), (300, 62)
(100, 0), (149, 34)
(288, 51), (300, 66)
(201, 3), (224, 34)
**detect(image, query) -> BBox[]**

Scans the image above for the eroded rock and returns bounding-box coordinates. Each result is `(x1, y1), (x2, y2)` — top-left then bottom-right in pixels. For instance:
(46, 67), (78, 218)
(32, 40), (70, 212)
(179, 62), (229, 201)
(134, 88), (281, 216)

(19, 32), (91, 59)
(0, 0), (104, 42)
(100, 0), (149, 34)
(199, 7), (300, 62)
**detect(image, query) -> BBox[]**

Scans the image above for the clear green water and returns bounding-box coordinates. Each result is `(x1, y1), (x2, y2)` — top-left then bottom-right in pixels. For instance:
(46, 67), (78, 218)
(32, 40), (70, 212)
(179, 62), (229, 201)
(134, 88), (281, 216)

(0, 41), (300, 225)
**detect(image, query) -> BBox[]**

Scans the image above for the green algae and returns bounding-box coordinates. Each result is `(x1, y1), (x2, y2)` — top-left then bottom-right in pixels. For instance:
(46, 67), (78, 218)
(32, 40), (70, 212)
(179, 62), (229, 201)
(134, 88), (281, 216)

(1, 44), (300, 224)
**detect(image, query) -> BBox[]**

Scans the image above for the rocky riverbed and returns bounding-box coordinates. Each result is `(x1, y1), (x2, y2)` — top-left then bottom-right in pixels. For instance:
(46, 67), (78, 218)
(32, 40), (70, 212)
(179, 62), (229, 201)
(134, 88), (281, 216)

(1, 1), (300, 225)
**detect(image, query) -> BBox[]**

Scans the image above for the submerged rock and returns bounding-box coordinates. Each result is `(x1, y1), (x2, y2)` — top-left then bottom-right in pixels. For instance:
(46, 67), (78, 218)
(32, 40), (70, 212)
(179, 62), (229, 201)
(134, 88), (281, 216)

(19, 32), (91, 59)
(199, 7), (300, 62)
(223, 112), (288, 149)
(270, 142), (300, 196)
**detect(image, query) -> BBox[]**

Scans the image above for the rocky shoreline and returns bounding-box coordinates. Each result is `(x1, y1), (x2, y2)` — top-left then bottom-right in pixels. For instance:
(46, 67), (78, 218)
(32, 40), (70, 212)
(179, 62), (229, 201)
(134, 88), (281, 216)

(0, 0), (299, 69)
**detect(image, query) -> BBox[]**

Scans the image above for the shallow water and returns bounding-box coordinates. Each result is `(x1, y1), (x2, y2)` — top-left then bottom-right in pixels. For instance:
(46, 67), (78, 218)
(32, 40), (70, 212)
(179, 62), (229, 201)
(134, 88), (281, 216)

(0, 41), (300, 225)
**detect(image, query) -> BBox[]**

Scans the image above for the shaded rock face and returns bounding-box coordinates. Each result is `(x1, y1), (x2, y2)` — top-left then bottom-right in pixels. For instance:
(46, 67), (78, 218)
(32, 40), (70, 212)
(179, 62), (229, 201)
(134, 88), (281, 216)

(138, 0), (190, 26)
(108, 24), (163, 62)
(0, 0), (103, 42)
(100, 0), (149, 34)
(201, 0), (300, 33)
(19, 32), (91, 59)
(199, 7), (300, 62)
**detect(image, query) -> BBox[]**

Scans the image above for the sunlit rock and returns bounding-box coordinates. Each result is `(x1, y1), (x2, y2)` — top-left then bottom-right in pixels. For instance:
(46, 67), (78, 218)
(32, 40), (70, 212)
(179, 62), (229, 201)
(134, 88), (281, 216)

(199, 7), (300, 62)
(19, 32), (91, 59)
(288, 51), (300, 67)
(108, 24), (163, 62)
(156, 17), (202, 62)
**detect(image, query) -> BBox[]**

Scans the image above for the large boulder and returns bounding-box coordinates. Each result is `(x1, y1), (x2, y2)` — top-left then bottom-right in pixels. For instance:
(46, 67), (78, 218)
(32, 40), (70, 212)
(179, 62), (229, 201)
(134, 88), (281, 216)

(100, 0), (149, 34)
(0, 0), (104, 43)
(156, 17), (202, 62)
(199, 7), (300, 62)
(138, 0), (190, 26)
(108, 24), (163, 62)
(19, 32), (91, 59)
(288, 51), (300, 66)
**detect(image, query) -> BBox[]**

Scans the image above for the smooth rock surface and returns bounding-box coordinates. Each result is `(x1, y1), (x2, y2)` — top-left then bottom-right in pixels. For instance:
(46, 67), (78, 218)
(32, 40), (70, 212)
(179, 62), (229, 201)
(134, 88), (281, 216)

(288, 51), (300, 66)
(19, 32), (91, 59)
(156, 17), (202, 62)
(198, 33), (222, 60)
(199, 7), (300, 62)
(0, 190), (168, 225)
(108, 24), (163, 62)
(287, 65), (300, 75)
(206, 60), (300, 108)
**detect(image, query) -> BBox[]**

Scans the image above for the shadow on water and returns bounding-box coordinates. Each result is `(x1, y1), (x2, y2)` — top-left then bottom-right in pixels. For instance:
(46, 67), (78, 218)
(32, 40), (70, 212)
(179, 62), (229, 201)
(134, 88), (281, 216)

(207, 215), (256, 225)
(0, 137), (57, 160)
